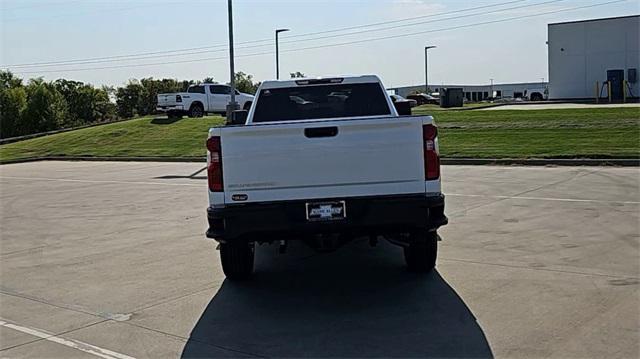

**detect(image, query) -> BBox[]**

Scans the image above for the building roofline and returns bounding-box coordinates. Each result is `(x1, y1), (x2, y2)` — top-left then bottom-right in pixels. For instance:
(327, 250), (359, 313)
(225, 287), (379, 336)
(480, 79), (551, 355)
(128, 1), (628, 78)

(548, 14), (639, 26)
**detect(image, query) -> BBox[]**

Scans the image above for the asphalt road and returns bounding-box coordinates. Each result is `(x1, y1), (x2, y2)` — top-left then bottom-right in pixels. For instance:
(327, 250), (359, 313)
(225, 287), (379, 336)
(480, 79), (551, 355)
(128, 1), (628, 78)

(0, 161), (638, 358)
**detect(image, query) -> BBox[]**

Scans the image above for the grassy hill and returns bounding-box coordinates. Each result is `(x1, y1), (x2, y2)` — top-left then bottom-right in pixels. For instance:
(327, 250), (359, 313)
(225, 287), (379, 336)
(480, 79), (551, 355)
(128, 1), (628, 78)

(1, 107), (638, 163)
(414, 106), (640, 158)
(0, 115), (225, 161)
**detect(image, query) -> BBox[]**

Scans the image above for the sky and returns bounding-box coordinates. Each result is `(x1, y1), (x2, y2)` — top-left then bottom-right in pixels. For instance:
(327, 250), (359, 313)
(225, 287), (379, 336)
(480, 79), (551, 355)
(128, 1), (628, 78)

(1, 0), (638, 88)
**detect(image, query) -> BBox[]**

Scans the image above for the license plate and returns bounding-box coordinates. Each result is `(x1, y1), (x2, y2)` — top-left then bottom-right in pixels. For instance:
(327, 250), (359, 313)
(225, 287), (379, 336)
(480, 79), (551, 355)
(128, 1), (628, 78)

(305, 201), (346, 221)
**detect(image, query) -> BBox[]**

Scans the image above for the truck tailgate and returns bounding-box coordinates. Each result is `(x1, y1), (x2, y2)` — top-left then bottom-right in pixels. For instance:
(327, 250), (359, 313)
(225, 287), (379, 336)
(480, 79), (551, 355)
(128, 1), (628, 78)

(157, 94), (177, 106)
(220, 116), (426, 204)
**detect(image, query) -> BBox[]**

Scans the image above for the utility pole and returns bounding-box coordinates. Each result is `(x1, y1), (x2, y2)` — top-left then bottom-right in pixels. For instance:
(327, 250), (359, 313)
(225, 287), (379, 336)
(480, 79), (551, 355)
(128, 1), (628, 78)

(275, 28), (290, 79)
(424, 45), (436, 94)
(226, 0), (238, 120)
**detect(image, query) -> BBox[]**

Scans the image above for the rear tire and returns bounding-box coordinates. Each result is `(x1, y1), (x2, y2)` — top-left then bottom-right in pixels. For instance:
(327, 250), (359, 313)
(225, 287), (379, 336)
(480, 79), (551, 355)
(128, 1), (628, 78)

(220, 241), (254, 279)
(404, 231), (438, 273)
(243, 101), (252, 111)
(530, 93), (543, 102)
(189, 104), (204, 118)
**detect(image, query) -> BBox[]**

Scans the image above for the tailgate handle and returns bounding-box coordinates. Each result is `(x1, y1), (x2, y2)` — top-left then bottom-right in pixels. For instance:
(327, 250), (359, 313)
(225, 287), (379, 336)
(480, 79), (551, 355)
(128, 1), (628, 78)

(304, 126), (338, 138)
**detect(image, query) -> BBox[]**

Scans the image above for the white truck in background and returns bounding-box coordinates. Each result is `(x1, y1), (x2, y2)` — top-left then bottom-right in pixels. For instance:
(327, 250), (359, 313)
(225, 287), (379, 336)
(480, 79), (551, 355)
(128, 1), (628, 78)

(157, 84), (254, 118)
(205, 75), (447, 279)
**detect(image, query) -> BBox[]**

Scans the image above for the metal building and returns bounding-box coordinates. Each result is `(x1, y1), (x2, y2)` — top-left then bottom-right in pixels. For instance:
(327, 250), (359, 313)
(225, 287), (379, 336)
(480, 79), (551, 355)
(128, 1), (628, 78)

(388, 82), (548, 101)
(547, 15), (640, 100)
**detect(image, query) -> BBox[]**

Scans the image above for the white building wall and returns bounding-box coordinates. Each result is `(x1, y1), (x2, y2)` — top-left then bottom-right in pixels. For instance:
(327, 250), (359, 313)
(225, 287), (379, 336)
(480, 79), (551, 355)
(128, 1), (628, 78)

(390, 82), (547, 99)
(548, 16), (640, 99)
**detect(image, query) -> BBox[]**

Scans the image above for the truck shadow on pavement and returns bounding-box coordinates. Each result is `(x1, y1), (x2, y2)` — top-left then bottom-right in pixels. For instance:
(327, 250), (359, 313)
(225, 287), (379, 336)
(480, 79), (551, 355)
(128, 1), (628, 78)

(181, 240), (493, 358)
(151, 116), (183, 125)
(154, 166), (207, 180)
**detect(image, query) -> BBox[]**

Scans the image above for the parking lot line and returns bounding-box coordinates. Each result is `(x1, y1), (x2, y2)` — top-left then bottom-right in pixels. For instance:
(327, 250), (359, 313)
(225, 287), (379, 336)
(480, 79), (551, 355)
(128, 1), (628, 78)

(0, 320), (135, 359)
(448, 193), (640, 205)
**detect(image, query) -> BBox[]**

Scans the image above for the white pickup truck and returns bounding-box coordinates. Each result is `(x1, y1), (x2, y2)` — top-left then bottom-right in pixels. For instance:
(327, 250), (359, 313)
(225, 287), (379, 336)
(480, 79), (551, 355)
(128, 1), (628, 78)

(156, 83), (254, 118)
(205, 75), (447, 279)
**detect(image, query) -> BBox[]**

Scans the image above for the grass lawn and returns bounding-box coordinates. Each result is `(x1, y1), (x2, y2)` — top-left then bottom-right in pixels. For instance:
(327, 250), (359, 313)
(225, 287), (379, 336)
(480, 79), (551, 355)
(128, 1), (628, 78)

(424, 107), (640, 158)
(0, 107), (638, 162)
(0, 115), (225, 161)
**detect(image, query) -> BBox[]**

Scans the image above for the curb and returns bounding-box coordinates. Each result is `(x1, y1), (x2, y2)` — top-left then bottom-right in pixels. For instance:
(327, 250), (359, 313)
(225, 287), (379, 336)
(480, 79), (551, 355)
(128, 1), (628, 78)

(440, 158), (640, 166)
(1, 156), (638, 166)
(458, 103), (506, 111)
(0, 156), (206, 165)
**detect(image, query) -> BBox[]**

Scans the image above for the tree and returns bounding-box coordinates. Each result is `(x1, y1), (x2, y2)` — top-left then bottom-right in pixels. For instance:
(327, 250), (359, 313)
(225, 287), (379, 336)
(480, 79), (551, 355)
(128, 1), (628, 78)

(139, 78), (161, 116)
(98, 85), (117, 121)
(179, 80), (195, 91)
(22, 80), (69, 134)
(0, 70), (27, 138)
(115, 80), (145, 118)
(202, 77), (216, 83)
(230, 72), (260, 94)
(54, 79), (112, 125)
(0, 70), (23, 90)
(0, 86), (27, 138)
(290, 71), (305, 78)
(0, 71), (116, 137)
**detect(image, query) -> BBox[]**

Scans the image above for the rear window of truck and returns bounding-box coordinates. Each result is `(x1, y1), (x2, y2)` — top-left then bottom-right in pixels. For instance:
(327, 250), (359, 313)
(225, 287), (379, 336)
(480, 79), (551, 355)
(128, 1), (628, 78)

(187, 86), (205, 94)
(252, 83), (391, 123)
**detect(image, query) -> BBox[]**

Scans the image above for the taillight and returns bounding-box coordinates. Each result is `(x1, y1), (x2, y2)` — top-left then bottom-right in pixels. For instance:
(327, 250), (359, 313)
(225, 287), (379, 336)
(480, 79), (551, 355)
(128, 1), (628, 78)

(176, 95), (182, 103)
(422, 124), (440, 180)
(207, 136), (223, 191)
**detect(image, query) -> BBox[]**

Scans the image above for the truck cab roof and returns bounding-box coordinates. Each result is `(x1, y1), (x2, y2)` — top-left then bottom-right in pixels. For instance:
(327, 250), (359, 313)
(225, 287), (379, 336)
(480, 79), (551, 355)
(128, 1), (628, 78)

(259, 75), (383, 90)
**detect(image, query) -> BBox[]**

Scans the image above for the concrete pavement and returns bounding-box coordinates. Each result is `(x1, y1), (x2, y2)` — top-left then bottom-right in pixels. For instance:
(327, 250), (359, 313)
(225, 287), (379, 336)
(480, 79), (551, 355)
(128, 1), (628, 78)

(0, 161), (638, 358)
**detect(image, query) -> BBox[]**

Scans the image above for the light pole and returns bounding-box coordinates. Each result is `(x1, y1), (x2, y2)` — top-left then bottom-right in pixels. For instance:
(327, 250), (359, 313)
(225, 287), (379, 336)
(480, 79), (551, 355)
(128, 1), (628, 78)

(490, 78), (494, 99)
(424, 45), (436, 94)
(275, 28), (290, 79)
(226, 0), (238, 120)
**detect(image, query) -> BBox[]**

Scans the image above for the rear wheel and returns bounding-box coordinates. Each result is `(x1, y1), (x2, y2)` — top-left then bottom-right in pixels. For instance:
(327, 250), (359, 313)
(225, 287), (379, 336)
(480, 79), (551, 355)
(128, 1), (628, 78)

(530, 93), (543, 101)
(189, 104), (204, 118)
(243, 101), (252, 111)
(404, 231), (438, 273)
(220, 241), (254, 279)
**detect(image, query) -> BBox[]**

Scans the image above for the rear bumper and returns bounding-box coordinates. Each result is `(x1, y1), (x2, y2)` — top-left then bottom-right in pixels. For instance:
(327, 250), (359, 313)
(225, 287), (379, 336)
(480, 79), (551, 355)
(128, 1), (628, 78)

(156, 105), (184, 112)
(206, 194), (447, 242)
